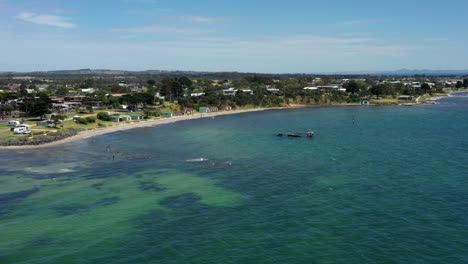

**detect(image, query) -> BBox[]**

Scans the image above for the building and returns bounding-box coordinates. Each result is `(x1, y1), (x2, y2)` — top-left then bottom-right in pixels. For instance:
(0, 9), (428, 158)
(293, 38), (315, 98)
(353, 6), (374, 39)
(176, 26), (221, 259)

(111, 115), (132, 122)
(221, 105), (232, 110)
(208, 106), (218, 112)
(81, 88), (96, 93)
(130, 113), (144, 120)
(398, 95), (414, 100)
(161, 111), (174, 118)
(173, 110), (185, 116)
(303, 87), (318, 90)
(185, 108), (195, 114)
(222, 88), (237, 96)
(199, 107), (210, 113)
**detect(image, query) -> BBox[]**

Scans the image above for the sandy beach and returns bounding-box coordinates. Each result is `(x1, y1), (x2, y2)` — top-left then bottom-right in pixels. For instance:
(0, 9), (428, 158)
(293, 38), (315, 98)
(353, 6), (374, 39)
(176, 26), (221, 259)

(0, 107), (275, 150)
(0, 93), (456, 150)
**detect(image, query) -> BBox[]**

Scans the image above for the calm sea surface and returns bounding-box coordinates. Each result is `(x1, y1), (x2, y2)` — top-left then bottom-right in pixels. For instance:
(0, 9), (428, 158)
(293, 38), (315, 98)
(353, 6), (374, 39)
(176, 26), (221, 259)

(1, 94), (467, 264)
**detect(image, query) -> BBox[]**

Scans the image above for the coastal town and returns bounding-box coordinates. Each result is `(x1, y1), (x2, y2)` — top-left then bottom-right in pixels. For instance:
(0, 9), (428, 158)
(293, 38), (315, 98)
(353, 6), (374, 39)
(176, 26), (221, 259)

(1, 71), (467, 146)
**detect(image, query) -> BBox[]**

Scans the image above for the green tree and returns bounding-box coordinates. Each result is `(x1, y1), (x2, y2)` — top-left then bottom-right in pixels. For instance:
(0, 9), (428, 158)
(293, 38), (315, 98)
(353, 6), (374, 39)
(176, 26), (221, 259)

(147, 79), (156, 86)
(345, 81), (360, 94)
(56, 86), (69, 97)
(421, 83), (431, 93)
(178, 76), (193, 87)
(29, 100), (51, 119)
(463, 78), (468, 88)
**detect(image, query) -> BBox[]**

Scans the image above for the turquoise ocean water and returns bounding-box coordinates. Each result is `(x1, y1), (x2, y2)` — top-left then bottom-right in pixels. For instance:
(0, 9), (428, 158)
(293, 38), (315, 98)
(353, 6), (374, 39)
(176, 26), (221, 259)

(1, 94), (467, 263)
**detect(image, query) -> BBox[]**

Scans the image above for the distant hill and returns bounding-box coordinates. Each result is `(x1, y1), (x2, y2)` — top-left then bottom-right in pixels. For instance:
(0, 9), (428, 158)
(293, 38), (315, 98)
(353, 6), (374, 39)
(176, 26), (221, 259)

(0, 68), (467, 79)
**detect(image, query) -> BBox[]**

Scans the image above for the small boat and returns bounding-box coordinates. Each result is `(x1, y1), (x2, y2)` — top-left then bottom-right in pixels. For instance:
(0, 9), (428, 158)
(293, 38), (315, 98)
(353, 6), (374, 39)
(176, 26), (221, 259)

(287, 134), (301, 138)
(277, 133), (284, 137)
(306, 130), (315, 137)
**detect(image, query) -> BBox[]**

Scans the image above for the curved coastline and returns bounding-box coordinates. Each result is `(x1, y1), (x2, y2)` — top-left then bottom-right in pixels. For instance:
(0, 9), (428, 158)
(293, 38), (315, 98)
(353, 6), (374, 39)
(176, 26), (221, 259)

(0, 93), (459, 150)
(0, 107), (278, 150)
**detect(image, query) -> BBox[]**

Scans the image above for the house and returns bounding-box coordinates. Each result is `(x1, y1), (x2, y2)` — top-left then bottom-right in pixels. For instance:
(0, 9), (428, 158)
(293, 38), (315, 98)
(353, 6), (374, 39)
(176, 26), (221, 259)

(303, 87), (318, 90)
(130, 113), (143, 120)
(190, 92), (205, 97)
(317, 85), (340, 90)
(81, 88), (96, 93)
(398, 95), (414, 100)
(221, 105), (232, 110)
(222, 88), (237, 96)
(173, 110), (185, 116)
(112, 115), (132, 122)
(266, 88), (280, 93)
(241, 89), (253, 95)
(199, 107), (210, 113)
(161, 111), (174, 118)
(208, 106), (218, 112)
(185, 108), (195, 114)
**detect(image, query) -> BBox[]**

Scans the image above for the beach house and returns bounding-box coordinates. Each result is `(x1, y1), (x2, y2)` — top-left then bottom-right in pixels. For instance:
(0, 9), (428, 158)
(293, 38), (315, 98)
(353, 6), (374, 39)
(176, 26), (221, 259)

(185, 108), (195, 114)
(199, 107), (210, 113)
(161, 111), (174, 118)
(208, 106), (218, 112)
(173, 110), (185, 116)
(112, 114), (132, 122)
(130, 113), (144, 120)
(221, 105), (232, 110)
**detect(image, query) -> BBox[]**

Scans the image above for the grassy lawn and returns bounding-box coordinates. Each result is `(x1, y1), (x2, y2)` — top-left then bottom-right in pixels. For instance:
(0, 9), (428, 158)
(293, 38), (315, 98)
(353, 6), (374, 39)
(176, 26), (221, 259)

(370, 98), (399, 104)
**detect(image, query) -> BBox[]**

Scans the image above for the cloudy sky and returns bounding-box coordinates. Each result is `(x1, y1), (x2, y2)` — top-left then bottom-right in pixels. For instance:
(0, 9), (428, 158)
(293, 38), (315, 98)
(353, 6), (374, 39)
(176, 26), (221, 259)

(1, 0), (467, 73)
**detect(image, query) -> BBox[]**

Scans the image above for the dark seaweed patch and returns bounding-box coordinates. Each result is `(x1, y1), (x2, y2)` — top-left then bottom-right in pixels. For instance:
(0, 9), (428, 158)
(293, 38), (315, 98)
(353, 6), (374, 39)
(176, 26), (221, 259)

(138, 181), (165, 191)
(0, 188), (39, 216)
(91, 182), (104, 190)
(56, 196), (120, 215)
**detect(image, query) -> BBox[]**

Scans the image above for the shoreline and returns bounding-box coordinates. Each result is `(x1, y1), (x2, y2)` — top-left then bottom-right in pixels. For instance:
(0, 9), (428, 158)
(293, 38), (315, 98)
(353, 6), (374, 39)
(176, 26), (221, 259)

(0, 107), (277, 150)
(0, 93), (457, 150)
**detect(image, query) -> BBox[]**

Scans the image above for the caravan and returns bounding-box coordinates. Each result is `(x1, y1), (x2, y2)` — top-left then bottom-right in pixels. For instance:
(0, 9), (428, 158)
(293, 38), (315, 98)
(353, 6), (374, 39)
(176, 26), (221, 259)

(7, 120), (21, 126)
(13, 124), (31, 134)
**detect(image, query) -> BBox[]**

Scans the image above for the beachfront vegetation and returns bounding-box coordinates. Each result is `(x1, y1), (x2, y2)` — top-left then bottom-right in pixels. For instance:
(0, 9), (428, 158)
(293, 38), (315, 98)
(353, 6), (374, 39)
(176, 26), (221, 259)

(1, 72), (467, 146)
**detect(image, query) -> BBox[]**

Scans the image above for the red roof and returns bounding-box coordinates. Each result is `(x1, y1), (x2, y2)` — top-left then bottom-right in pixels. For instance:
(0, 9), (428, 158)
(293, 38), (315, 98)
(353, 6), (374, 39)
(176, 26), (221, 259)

(221, 105), (231, 107)
(173, 110), (184, 113)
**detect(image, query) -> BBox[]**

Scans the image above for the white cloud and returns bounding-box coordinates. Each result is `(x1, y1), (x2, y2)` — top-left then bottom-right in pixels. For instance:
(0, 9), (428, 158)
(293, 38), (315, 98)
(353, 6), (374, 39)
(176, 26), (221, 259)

(111, 25), (214, 35)
(15, 12), (76, 28)
(0, 30), (428, 73)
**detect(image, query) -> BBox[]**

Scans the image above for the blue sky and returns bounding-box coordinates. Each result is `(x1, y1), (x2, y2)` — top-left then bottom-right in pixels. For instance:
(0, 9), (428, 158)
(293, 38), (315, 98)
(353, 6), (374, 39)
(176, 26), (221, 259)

(1, 0), (468, 73)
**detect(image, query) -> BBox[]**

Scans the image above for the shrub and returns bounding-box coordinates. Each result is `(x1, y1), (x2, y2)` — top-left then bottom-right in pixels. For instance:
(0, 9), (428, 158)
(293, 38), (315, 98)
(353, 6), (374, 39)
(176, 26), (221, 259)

(97, 112), (112, 121)
(75, 118), (88, 125)
(98, 122), (105, 127)
(85, 117), (96, 123)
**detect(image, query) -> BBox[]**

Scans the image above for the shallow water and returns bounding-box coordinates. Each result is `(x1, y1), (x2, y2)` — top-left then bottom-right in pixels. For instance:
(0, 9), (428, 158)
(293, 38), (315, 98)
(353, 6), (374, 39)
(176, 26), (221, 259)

(1, 95), (467, 263)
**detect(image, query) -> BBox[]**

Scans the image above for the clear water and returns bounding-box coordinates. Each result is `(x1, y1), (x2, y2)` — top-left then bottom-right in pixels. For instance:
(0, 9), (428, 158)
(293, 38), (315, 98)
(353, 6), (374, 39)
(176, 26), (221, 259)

(1, 94), (467, 264)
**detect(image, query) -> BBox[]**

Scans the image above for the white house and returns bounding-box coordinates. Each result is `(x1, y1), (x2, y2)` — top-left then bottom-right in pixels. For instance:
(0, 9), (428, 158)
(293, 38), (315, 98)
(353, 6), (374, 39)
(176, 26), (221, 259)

(81, 88), (96, 93)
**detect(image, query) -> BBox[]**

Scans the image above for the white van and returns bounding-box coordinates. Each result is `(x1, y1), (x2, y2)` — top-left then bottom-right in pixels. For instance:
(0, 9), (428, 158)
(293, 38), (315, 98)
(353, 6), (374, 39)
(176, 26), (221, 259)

(7, 120), (21, 126)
